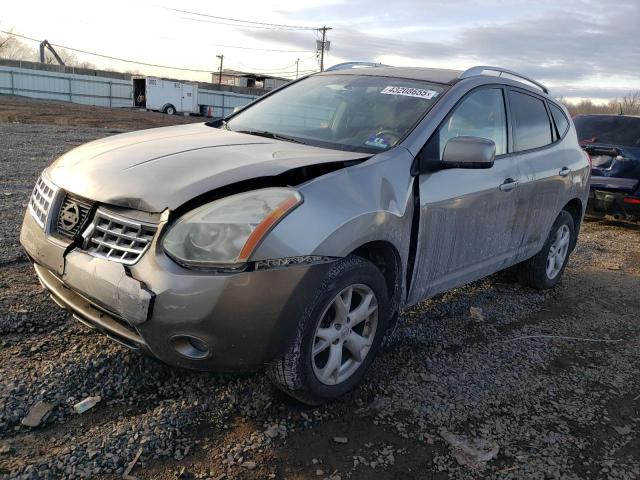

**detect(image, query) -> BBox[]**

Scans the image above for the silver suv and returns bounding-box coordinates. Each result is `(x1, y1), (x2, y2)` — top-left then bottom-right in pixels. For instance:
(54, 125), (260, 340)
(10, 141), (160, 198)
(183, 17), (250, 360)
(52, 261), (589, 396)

(20, 65), (590, 404)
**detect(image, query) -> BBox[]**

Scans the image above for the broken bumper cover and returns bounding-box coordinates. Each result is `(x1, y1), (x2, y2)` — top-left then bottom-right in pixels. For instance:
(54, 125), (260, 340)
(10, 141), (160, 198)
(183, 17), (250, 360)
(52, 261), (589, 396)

(20, 210), (334, 372)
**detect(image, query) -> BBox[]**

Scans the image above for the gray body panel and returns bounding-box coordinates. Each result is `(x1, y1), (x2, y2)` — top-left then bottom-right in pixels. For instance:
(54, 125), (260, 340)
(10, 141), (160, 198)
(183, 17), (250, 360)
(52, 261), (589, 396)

(47, 122), (369, 212)
(511, 128), (588, 261)
(20, 66), (590, 372)
(407, 155), (521, 304)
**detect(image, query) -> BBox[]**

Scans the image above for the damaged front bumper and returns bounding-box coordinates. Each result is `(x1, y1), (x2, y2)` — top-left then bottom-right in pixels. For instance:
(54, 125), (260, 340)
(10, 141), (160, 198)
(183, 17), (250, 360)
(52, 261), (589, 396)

(20, 209), (334, 372)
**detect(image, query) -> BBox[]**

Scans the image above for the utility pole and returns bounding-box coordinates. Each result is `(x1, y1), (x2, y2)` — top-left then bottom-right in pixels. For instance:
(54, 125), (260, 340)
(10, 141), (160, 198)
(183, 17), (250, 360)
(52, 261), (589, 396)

(216, 54), (224, 84)
(295, 58), (300, 79)
(318, 26), (332, 72)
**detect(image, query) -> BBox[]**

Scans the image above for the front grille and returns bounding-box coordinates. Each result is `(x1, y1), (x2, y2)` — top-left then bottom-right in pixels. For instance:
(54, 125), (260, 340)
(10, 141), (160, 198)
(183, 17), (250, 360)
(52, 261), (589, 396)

(85, 209), (157, 265)
(55, 193), (93, 240)
(28, 175), (57, 229)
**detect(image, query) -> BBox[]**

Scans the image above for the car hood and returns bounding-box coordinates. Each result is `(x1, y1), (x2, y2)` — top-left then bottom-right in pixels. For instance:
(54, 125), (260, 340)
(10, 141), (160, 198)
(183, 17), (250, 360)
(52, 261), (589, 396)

(47, 123), (370, 212)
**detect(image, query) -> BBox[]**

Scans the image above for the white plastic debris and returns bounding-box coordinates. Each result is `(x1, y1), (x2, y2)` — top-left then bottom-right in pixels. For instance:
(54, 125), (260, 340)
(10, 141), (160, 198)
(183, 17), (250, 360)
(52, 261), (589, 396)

(469, 306), (485, 322)
(73, 396), (101, 414)
(333, 436), (348, 444)
(440, 430), (499, 469)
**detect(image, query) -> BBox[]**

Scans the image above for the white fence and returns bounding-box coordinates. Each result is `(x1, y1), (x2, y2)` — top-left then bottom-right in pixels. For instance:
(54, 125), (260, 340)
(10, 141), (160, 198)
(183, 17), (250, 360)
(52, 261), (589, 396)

(198, 88), (258, 118)
(0, 65), (260, 117)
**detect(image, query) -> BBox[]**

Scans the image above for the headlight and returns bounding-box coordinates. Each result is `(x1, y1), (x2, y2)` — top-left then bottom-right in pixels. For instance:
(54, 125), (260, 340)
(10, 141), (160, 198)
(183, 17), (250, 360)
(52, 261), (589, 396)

(163, 188), (302, 268)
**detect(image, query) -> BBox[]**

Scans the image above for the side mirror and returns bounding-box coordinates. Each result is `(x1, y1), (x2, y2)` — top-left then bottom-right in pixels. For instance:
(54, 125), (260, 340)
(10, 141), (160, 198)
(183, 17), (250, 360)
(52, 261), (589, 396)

(441, 136), (496, 169)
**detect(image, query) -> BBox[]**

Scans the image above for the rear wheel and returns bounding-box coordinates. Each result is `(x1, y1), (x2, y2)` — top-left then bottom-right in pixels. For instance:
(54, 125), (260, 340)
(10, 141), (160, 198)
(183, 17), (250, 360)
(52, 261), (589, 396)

(163, 104), (176, 115)
(267, 256), (390, 405)
(516, 210), (575, 289)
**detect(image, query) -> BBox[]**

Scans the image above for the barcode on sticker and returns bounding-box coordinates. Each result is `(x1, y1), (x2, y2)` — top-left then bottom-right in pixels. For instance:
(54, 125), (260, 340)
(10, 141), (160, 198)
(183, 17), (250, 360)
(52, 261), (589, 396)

(381, 86), (439, 99)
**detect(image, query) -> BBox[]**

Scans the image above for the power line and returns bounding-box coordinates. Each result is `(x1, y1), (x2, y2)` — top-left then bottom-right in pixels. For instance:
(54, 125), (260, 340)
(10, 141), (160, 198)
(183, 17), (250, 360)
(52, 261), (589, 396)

(148, 31), (313, 52)
(175, 15), (310, 31)
(1, 30), (320, 77)
(208, 42), (312, 53)
(226, 67), (318, 77)
(236, 60), (297, 72)
(0, 31), (214, 72)
(134, 0), (319, 31)
(153, 4), (319, 30)
(254, 69), (317, 76)
(234, 53), (317, 73)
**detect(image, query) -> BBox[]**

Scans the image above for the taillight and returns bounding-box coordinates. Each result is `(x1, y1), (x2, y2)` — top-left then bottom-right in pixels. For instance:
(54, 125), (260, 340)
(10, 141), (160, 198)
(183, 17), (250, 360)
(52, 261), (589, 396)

(623, 197), (640, 205)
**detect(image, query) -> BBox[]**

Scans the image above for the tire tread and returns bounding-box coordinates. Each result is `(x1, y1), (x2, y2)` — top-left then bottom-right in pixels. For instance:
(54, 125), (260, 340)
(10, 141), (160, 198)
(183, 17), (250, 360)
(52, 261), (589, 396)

(517, 210), (575, 290)
(267, 255), (389, 405)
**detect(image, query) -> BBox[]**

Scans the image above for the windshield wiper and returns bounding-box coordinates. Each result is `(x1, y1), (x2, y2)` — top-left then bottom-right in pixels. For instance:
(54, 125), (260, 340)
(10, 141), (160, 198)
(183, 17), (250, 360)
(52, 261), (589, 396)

(235, 129), (307, 145)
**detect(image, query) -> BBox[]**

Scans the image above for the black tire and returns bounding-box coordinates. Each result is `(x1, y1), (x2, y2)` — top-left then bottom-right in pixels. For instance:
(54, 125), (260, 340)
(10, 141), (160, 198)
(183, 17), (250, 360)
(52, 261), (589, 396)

(516, 210), (575, 290)
(163, 104), (176, 115)
(267, 255), (390, 405)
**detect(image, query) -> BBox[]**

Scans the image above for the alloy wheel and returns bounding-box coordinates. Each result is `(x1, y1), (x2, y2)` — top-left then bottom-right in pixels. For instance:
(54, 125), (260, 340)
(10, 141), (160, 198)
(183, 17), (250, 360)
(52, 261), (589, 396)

(311, 284), (379, 386)
(546, 224), (570, 279)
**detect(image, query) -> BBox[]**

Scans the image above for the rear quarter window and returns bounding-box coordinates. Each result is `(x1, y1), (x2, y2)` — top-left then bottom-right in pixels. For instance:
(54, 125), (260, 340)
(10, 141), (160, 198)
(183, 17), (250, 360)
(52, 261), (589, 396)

(549, 103), (570, 138)
(509, 90), (553, 151)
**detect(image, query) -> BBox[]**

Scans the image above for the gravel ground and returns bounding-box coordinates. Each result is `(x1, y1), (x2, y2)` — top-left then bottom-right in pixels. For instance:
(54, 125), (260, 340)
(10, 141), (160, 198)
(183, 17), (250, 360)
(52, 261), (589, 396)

(1, 100), (639, 479)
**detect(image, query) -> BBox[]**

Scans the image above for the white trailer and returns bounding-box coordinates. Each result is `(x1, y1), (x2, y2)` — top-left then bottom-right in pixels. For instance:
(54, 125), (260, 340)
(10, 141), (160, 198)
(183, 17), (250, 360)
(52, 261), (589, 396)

(132, 76), (198, 115)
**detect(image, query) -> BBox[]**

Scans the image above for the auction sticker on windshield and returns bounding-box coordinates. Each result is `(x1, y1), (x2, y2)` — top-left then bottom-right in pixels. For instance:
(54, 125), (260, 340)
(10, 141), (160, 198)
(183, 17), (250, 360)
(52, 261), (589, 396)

(381, 86), (439, 99)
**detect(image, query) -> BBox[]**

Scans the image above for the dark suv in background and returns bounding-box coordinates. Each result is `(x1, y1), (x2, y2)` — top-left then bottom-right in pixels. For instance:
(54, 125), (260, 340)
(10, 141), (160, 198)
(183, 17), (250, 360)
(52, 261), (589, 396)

(575, 114), (640, 221)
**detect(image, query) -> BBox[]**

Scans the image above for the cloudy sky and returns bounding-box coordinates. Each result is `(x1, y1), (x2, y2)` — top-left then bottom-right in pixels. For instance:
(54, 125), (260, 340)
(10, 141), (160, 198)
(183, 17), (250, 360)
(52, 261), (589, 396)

(2, 0), (639, 102)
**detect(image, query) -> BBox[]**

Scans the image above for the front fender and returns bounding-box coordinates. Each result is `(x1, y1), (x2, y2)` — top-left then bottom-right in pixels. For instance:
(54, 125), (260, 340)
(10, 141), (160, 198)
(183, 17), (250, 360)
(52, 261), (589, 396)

(253, 147), (415, 281)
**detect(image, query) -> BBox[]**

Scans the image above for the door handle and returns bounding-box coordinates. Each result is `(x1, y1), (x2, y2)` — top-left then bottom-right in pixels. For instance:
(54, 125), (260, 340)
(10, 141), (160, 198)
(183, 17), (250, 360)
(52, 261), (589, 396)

(559, 167), (571, 177)
(499, 178), (519, 192)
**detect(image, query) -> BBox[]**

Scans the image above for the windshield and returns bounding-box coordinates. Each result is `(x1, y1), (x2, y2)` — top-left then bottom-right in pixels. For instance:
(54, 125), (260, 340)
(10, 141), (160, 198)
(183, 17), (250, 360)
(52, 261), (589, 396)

(574, 115), (640, 148)
(226, 74), (445, 153)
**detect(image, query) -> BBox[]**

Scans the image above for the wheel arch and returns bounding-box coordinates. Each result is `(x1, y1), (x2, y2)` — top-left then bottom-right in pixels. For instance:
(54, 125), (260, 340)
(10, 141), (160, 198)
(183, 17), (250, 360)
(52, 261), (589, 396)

(350, 240), (403, 337)
(561, 198), (583, 249)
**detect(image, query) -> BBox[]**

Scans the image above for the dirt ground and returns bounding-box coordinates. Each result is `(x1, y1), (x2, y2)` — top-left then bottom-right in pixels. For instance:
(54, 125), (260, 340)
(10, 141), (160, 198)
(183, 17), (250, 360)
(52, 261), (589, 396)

(0, 96), (639, 480)
(0, 95), (202, 129)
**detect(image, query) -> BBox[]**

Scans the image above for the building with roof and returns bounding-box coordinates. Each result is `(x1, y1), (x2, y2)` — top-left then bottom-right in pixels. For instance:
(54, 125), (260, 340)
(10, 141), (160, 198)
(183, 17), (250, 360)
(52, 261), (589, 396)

(213, 69), (290, 91)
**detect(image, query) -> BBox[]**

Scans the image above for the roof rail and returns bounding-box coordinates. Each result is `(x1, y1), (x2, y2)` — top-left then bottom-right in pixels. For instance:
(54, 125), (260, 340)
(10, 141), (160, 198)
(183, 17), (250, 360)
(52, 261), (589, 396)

(459, 66), (549, 94)
(324, 62), (389, 72)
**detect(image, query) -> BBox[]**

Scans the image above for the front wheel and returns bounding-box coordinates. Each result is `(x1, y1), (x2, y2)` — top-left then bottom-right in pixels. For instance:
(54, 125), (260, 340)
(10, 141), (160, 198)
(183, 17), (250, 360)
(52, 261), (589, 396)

(267, 256), (390, 405)
(516, 210), (576, 289)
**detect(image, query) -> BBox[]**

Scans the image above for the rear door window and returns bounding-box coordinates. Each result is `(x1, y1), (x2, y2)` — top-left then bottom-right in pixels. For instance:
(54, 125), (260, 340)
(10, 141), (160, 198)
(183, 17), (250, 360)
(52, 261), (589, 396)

(424, 88), (507, 160)
(509, 90), (553, 151)
(549, 103), (569, 138)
